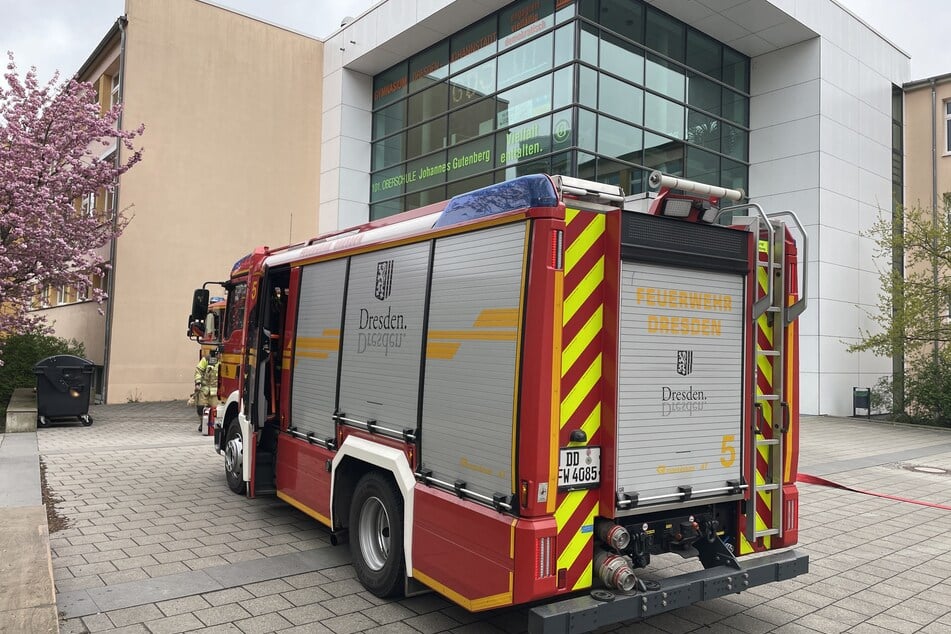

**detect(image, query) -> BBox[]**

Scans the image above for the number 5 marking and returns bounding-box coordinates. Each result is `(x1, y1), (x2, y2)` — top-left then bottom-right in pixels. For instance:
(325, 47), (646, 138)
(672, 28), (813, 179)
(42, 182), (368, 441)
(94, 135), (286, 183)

(720, 434), (737, 467)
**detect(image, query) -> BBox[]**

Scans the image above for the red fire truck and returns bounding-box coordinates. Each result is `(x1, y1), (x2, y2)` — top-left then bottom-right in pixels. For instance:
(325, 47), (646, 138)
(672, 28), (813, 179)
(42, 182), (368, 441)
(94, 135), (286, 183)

(187, 171), (808, 632)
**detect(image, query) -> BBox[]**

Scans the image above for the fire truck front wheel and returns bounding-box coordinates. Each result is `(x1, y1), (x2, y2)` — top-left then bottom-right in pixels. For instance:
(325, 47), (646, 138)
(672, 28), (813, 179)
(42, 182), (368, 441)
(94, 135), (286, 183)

(224, 422), (246, 495)
(349, 472), (405, 598)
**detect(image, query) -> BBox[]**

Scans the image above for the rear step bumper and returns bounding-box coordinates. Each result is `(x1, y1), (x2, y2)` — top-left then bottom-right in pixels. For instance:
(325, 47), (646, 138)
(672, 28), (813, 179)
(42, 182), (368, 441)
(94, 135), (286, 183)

(528, 549), (809, 634)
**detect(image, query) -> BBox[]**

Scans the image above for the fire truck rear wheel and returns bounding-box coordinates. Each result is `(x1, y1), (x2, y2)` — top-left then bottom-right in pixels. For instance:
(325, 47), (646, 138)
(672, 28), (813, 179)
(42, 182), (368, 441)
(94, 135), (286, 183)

(349, 472), (404, 598)
(224, 422), (246, 495)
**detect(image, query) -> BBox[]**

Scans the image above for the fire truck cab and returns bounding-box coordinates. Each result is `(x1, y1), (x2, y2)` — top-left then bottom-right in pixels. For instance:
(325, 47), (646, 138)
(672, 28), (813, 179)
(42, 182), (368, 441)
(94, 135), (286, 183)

(188, 171), (808, 632)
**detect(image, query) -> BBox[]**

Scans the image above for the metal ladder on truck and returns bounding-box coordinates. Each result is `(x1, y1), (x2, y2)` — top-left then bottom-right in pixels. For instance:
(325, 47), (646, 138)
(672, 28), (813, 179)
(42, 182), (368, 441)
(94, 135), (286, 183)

(724, 206), (808, 549)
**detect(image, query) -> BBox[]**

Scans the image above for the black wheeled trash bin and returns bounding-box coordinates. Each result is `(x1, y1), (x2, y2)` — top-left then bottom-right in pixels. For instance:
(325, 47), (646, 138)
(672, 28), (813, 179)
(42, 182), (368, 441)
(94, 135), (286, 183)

(33, 355), (95, 427)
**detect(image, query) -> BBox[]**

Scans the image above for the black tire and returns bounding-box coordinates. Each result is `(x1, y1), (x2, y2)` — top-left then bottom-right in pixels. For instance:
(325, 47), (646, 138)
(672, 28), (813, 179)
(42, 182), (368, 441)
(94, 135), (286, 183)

(37, 416), (48, 428)
(349, 472), (405, 598)
(81, 415), (93, 426)
(224, 422), (246, 495)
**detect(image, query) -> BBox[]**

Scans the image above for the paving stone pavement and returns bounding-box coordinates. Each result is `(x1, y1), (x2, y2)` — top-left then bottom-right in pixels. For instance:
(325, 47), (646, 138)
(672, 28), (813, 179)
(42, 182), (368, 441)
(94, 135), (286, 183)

(35, 402), (951, 633)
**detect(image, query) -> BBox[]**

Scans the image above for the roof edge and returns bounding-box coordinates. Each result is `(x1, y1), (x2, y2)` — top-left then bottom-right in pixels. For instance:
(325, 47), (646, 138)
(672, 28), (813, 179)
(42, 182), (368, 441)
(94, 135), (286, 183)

(75, 17), (124, 82)
(904, 72), (951, 90)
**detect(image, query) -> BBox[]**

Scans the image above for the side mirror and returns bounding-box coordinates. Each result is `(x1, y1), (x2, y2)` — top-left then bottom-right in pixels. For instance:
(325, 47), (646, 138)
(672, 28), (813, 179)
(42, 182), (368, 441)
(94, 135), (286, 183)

(188, 289), (210, 338)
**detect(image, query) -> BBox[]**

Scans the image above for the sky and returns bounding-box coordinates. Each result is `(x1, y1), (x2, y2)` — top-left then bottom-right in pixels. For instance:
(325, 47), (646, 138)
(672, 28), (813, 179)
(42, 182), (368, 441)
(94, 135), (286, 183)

(0, 0), (946, 86)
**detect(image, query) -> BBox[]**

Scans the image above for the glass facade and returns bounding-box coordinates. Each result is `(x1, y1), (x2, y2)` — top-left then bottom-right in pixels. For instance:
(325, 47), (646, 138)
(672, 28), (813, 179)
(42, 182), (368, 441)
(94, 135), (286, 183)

(369, 0), (750, 219)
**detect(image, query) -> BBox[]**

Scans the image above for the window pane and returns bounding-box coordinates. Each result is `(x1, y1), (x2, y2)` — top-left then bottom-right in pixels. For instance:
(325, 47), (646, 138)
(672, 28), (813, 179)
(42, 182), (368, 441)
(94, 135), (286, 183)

(500, 0), (554, 46)
(500, 153), (549, 181)
(645, 93), (684, 139)
(407, 117), (447, 159)
(498, 115), (551, 169)
(646, 54), (684, 101)
(578, 151), (596, 180)
(370, 199), (404, 221)
(371, 165), (406, 202)
(599, 0), (643, 44)
(451, 16), (498, 74)
(578, 0), (597, 21)
(373, 62), (408, 109)
(550, 150), (571, 175)
(578, 108), (596, 153)
(687, 73), (720, 115)
(644, 132), (683, 175)
(556, 0), (575, 23)
(947, 118), (951, 153)
(645, 7), (684, 62)
(497, 75), (552, 128)
(721, 87), (749, 126)
(408, 82), (448, 126)
(450, 59), (496, 109)
(449, 98), (496, 144)
(597, 157), (642, 195)
(597, 115), (642, 163)
(601, 32), (644, 85)
(579, 64), (597, 109)
(721, 156), (747, 192)
(580, 23), (598, 65)
(554, 23), (575, 66)
(721, 122), (748, 161)
(599, 74), (643, 124)
(552, 108), (573, 152)
(410, 41), (449, 93)
(373, 101), (406, 139)
(686, 30), (720, 80)
(553, 65), (573, 110)
(405, 185), (446, 210)
(372, 134), (405, 170)
(407, 150), (448, 193)
(448, 136), (495, 180)
(447, 173), (494, 197)
(686, 146), (719, 184)
(686, 110), (719, 152)
(498, 32), (553, 90)
(722, 47), (749, 93)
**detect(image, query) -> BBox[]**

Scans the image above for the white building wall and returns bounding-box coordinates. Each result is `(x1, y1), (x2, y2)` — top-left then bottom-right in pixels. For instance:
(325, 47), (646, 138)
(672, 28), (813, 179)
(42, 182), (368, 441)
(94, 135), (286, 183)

(747, 1), (908, 414)
(322, 0), (911, 416)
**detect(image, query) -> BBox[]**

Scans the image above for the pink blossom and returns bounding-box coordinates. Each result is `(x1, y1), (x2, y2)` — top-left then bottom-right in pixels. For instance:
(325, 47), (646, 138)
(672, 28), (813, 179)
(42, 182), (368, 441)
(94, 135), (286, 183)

(0, 52), (144, 347)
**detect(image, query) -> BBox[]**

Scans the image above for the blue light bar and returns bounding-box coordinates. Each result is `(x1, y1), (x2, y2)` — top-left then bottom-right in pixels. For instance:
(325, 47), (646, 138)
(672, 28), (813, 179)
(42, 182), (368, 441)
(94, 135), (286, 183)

(433, 174), (559, 228)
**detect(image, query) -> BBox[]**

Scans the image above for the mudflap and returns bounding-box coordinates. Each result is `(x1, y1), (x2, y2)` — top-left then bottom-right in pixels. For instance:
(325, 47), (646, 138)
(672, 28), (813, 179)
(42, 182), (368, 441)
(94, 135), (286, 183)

(528, 549), (809, 634)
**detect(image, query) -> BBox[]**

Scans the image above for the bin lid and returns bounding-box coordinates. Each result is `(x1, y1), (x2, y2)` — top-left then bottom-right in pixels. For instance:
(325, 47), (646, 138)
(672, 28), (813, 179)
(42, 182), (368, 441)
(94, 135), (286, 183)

(32, 355), (95, 373)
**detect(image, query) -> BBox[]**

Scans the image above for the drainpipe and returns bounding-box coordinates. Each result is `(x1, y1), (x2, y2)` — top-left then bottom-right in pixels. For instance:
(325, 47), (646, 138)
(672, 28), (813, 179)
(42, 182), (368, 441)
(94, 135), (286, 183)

(931, 79), (939, 361)
(102, 16), (128, 404)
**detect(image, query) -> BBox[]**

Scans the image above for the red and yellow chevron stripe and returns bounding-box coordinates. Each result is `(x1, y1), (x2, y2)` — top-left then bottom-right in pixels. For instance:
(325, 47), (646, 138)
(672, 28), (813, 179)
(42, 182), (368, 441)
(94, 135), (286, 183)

(555, 208), (606, 590)
(740, 262), (775, 555)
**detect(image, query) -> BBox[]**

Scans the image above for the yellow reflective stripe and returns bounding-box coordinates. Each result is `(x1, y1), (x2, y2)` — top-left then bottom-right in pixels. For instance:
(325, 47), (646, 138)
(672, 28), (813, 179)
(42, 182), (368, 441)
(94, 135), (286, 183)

(560, 354), (601, 429)
(427, 330), (517, 341)
(412, 569), (513, 611)
(564, 213), (605, 272)
(474, 308), (519, 328)
(561, 306), (602, 378)
(276, 491), (331, 527)
(555, 489), (585, 530)
(564, 257), (604, 325)
(296, 337), (339, 351)
(579, 403), (601, 446)
(426, 342), (461, 359)
(757, 354), (773, 387)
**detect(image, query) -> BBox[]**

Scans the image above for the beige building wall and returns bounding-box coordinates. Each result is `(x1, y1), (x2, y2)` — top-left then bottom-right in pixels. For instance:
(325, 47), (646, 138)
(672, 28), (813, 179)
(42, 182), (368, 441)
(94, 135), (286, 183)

(904, 77), (951, 212)
(105, 0), (321, 402)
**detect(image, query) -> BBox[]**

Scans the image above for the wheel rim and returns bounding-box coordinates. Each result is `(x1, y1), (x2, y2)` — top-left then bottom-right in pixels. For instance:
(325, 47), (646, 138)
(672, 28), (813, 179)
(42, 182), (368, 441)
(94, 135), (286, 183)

(358, 495), (390, 571)
(224, 431), (242, 477)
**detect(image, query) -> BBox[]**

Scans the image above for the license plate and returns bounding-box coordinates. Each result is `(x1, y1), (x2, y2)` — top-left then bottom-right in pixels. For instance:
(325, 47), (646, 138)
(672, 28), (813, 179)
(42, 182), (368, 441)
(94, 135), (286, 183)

(558, 446), (601, 489)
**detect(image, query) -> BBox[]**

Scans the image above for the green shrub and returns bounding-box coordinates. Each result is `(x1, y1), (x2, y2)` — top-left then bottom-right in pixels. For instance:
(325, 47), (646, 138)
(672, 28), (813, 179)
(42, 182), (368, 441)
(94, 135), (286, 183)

(903, 351), (951, 427)
(0, 332), (86, 425)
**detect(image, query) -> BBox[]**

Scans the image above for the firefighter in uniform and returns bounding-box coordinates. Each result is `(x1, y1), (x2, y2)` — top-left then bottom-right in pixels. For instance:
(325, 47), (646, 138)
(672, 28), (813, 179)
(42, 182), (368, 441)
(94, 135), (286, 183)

(194, 348), (220, 431)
